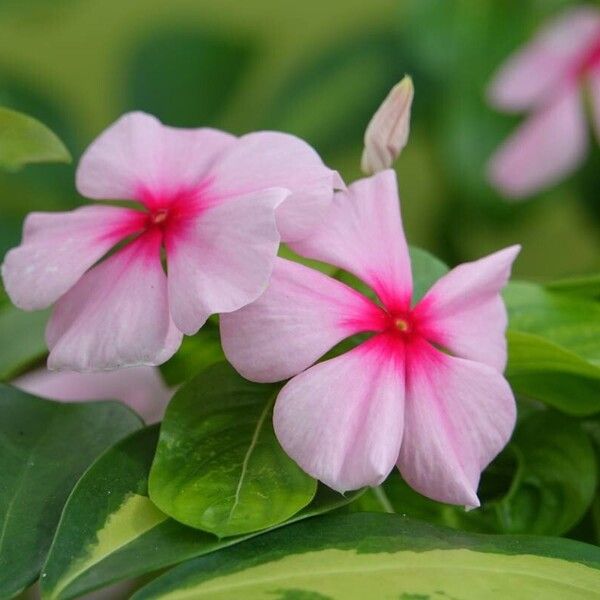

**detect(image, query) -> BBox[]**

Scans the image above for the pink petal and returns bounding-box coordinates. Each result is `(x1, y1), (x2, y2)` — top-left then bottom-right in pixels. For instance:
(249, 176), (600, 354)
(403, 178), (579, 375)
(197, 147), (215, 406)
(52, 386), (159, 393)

(488, 7), (600, 111)
(274, 336), (404, 493)
(165, 188), (287, 335)
(397, 339), (516, 508)
(1, 206), (145, 311)
(414, 245), (520, 372)
(220, 257), (386, 383)
(76, 112), (235, 205)
(487, 87), (587, 198)
(46, 231), (183, 371)
(13, 366), (173, 424)
(207, 131), (342, 242)
(588, 65), (600, 142)
(290, 170), (412, 311)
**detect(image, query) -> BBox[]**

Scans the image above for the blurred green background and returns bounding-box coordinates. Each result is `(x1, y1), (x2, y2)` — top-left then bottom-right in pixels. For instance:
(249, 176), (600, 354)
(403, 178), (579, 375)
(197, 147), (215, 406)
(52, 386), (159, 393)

(0, 0), (598, 279)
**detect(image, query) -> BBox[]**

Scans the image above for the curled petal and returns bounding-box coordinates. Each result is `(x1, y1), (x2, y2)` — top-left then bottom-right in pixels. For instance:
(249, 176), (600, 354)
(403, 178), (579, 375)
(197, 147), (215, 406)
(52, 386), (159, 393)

(166, 188), (287, 335)
(76, 112), (235, 205)
(361, 75), (414, 175)
(488, 7), (600, 111)
(414, 245), (520, 372)
(291, 170), (412, 311)
(274, 337), (404, 493)
(397, 340), (516, 508)
(47, 231), (183, 371)
(13, 366), (173, 424)
(487, 88), (587, 198)
(208, 131), (342, 242)
(1, 206), (145, 311)
(221, 257), (386, 383)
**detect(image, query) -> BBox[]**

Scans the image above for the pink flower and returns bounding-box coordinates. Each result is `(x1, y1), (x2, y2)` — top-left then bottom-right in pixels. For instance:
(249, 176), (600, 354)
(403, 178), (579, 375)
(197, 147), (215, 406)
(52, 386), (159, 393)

(13, 366), (172, 424)
(221, 170), (519, 506)
(1, 112), (340, 371)
(487, 6), (600, 198)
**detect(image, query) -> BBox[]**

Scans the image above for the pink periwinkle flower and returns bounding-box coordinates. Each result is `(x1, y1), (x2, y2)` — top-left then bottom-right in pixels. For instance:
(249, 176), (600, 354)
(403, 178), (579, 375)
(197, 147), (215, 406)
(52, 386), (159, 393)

(221, 170), (519, 506)
(1, 112), (340, 371)
(13, 366), (172, 424)
(488, 6), (600, 198)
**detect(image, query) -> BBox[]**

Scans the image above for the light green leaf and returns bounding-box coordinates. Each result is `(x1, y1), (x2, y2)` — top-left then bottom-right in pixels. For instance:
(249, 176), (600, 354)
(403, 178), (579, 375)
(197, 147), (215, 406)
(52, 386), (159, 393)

(0, 303), (49, 381)
(546, 273), (600, 300)
(0, 107), (70, 170)
(42, 427), (360, 600)
(506, 331), (600, 416)
(149, 362), (317, 537)
(132, 512), (600, 600)
(408, 246), (448, 302)
(0, 385), (142, 599)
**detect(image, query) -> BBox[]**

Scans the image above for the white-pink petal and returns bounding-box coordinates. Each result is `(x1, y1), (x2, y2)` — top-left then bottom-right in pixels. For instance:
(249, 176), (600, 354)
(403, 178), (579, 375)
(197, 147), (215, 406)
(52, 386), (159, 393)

(274, 337), (404, 493)
(397, 340), (516, 508)
(1, 206), (145, 311)
(207, 131), (341, 242)
(46, 231), (182, 371)
(166, 188), (287, 335)
(76, 112), (235, 204)
(13, 366), (173, 424)
(414, 245), (520, 372)
(291, 170), (413, 311)
(488, 7), (600, 111)
(220, 257), (386, 383)
(487, 87), (587, 198)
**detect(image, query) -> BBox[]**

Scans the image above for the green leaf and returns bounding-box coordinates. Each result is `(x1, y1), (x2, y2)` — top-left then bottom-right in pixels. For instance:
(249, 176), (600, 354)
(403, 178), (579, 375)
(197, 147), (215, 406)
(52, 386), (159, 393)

(132, 512), (600, 600)
(149, 362), (317, 537)
(0, 303), (49, 381)
(546, 273), (600, 300)
(0, 386), (142, 599)
(42, 427), (360, 600)
(505, 282), (600, 413)
(125, 27), (254, 127)
(362, 410), (597, 537)
(505, 281), (600, 364)
(506, 331), (600, 416)
(0, 107), (70, 170)
(408, 246), (448, 302)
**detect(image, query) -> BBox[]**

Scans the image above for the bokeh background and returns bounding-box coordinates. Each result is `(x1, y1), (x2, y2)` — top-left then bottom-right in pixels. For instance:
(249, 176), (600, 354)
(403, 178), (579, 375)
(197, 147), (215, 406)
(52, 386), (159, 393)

(0, 0), (599, 279)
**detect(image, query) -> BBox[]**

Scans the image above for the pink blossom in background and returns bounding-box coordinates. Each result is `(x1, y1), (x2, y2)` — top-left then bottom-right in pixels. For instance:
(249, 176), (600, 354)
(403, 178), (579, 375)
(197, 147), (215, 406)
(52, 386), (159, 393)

(221, 170), (519, 507)
(13, 366), (173, 424)
(1, 112), (340, 371)
(487, 6), (600, 198)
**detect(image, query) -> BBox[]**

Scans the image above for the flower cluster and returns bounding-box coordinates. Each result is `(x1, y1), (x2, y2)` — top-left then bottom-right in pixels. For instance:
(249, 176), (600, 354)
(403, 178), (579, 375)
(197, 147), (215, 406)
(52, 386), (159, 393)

(2, 92), (519, 504)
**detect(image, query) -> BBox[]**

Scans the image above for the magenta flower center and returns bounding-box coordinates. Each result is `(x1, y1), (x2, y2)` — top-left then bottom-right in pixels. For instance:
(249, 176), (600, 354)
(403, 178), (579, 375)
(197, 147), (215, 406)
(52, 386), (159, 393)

(576, 33), (600, 76)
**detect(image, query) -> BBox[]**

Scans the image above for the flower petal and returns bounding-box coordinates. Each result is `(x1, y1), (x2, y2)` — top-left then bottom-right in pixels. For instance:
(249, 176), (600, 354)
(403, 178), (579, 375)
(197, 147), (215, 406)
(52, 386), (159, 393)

(488, 7), (600, 111)
(414, 245), (520, 372)
(290, 170), (412, 311)
(487, 88), (587, 198)
(13, 366), (173, 424)
(1, 206), (145, 311)
(221, 257), (386, 383)
(274, 336), (404, 493)
(207, 131), (342, 242)
(397, 340), (516, 508)
(165, 188), (287, 335)
(76, 112), (235, 204)
(46, 231), (183, 371)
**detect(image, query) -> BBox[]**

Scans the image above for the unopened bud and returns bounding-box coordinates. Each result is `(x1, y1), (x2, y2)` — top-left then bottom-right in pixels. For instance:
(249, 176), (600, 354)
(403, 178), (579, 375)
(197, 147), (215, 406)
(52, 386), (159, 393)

(361, 76), (414, 175)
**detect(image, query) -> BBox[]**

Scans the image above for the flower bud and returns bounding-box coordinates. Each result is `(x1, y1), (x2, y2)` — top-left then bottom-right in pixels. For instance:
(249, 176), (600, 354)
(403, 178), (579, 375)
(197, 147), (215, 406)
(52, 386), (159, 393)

(361, 76), (414, 175)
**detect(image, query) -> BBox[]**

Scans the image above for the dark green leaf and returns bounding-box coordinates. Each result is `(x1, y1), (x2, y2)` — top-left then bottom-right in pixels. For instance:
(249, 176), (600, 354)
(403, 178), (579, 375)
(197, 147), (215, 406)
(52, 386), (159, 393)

(149, 362), (317, 537)
(42, 427), (360, 600)
(0, 107), (70, 170)
(132, 513), (600, 599)
(0, 386), (141, 599)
